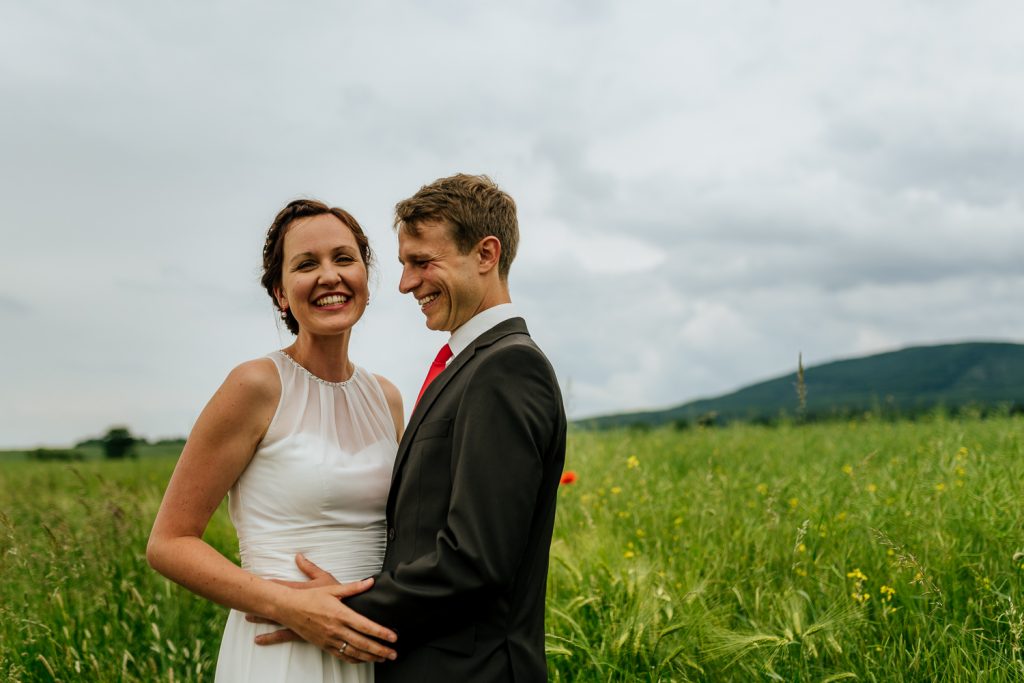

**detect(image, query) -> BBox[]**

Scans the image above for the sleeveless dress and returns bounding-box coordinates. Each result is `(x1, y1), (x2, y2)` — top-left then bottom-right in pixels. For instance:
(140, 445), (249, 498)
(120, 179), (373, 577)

(214, 351), (398, 683)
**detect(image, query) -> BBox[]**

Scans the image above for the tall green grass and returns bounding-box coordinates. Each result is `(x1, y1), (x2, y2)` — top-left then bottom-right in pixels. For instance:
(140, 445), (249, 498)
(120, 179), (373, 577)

(2, 416), (1022, 681)
(547, 416), (1024, 681)
(0, 458), (234, 681)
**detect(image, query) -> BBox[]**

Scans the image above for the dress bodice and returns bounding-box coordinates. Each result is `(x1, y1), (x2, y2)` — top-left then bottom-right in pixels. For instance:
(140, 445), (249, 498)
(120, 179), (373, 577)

(226, 351), (398, 583)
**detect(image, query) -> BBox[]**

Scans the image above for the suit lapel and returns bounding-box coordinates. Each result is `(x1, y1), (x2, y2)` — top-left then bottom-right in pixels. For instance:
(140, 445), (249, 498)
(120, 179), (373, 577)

(388, 318), (529, 496)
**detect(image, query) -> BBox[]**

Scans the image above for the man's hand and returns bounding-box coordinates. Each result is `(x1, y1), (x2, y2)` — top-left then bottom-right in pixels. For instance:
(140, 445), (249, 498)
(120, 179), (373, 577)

(249, 554), (397, 664)
(254, 553), (342, 592)
(246, 554), (343, 624)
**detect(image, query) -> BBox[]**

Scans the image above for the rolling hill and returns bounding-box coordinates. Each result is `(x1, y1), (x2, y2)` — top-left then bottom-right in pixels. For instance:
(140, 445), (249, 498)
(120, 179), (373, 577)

(578, 341), (1024, 429)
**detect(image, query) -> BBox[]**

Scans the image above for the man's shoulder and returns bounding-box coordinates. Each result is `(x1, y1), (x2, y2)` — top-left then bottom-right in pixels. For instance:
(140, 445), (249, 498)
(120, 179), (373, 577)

(470, 333), (558, 389)
(480, 327), (545, 360)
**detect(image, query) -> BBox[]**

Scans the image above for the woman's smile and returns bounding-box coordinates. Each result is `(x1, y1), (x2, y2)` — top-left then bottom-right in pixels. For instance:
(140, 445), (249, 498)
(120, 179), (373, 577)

(313, 293), (351, 308)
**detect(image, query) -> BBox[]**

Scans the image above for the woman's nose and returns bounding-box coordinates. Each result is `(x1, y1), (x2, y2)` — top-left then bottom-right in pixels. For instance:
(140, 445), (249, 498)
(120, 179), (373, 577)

(318, 265), (343, 285)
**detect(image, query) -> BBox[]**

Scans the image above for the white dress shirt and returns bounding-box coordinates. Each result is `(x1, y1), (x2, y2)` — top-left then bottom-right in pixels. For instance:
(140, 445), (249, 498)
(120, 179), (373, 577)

(446, 304), (519, 366)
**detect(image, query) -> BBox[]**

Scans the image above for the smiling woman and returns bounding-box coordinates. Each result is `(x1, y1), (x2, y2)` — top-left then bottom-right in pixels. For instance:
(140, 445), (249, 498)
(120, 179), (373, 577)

(261, 199), (374, 338)
(146, 198), (405, 683)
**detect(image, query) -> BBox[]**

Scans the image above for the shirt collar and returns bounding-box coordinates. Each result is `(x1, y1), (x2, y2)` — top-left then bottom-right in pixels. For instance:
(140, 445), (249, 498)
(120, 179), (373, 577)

(447, 303), (518, 363)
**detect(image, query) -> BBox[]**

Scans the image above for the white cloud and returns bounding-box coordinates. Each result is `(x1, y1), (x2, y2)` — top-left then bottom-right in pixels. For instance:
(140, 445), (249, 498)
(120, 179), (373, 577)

(2, 0), (1023, 445)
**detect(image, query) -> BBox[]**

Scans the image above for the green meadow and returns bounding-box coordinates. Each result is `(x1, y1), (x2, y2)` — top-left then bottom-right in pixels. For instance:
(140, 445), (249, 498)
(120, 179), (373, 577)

(2, 415), (1022, 681)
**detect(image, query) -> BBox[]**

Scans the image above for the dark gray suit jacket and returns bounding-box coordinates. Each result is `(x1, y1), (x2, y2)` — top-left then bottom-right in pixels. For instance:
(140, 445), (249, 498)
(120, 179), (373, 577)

(346, 317), (566, 682)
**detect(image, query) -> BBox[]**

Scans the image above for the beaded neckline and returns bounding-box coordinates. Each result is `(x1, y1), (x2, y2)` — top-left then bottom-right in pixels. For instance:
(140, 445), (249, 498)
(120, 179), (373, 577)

(277, 350), (356, 387)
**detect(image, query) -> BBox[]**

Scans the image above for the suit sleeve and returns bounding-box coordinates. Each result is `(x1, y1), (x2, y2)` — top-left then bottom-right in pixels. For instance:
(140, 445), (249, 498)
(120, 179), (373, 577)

(345, 343), (561, 642)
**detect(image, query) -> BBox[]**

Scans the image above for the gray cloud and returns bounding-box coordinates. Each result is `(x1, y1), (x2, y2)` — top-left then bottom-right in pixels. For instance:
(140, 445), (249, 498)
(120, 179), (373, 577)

(2, 1), (1023, 445)
(0, 295), (30, 315)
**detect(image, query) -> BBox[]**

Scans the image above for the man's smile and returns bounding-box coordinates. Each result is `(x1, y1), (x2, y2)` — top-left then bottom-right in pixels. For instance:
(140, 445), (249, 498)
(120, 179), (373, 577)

(417, 293), (440, 309)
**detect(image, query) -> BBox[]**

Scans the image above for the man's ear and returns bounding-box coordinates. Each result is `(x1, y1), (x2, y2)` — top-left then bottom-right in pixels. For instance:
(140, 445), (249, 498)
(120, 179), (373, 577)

(476, 236), (502, 275)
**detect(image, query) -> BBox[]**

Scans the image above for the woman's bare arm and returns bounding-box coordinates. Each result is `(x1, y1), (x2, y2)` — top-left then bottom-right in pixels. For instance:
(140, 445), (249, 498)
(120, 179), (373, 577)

(147, 359), (396, 661)
(374, 374), (406, 441)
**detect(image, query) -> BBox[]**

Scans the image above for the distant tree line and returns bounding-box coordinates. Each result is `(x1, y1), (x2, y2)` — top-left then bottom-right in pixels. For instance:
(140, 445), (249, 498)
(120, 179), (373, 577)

(29, 427), (155, 462)
(613, 400), (1024, 432)
(27, 448), (85, 462)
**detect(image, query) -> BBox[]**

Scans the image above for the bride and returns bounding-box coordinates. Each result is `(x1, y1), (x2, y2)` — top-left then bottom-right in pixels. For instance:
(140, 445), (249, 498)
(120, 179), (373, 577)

(148, 199), (401, 681)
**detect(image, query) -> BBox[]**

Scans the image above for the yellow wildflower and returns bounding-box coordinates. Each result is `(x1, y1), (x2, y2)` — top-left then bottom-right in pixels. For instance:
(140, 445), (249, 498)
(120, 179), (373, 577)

(756, 483), (769, 495)
(623, 551), (635, 559)
(611, 486), (622, 495)
(788, 497), (799, 509)
(626, 455), (640, 469)
(842, 464), (853, 475)
(866, 483), (878, 493)
(934, 483), (946, 492)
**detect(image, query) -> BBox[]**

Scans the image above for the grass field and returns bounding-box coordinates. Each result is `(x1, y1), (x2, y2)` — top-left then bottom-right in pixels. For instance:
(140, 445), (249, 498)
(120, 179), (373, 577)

(2, 415), (1022, 681)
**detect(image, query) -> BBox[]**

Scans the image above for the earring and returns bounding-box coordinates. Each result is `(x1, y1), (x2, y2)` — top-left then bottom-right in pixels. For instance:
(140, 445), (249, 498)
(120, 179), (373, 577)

(366, 296), (371, 306)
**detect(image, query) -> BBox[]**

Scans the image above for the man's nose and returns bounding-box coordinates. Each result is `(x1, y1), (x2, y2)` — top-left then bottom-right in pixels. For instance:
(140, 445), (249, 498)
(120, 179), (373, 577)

(398, 266), (416, 294)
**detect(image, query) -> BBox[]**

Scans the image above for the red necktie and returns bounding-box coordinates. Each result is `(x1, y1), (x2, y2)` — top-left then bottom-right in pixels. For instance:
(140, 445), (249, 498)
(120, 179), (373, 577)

(415, 344), (453, 408)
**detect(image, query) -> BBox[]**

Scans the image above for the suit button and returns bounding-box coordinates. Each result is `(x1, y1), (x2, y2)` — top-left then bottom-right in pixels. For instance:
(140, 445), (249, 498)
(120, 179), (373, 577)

(387, 527), (395, 541)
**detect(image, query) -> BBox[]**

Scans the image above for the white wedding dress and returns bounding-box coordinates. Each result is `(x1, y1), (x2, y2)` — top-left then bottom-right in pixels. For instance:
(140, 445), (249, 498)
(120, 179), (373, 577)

(214, 351), (398, 683)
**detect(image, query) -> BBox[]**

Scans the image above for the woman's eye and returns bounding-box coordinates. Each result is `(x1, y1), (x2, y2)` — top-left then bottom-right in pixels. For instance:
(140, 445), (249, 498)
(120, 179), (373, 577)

(335, 255), (354, 264)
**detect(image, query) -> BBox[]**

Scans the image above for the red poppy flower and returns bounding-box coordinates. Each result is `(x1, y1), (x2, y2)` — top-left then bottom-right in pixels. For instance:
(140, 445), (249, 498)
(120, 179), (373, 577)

(560, 470), (578, 485)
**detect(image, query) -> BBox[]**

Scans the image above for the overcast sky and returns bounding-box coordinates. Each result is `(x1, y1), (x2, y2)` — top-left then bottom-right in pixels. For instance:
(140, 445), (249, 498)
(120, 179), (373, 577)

(2, 1), (1022, 447)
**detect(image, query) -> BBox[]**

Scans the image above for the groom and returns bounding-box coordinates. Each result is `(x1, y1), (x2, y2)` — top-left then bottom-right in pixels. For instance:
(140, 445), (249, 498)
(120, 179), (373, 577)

(263, 173), (567, 681)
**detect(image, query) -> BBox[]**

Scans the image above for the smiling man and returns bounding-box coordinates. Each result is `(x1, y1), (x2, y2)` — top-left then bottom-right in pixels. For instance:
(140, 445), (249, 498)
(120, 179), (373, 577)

(351, 173), (568, 681)
(260, 174), (567, 682)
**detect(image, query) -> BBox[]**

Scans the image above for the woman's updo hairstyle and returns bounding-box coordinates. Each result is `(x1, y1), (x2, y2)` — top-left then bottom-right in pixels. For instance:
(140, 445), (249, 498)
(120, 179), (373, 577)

(261, 199), (373, 335)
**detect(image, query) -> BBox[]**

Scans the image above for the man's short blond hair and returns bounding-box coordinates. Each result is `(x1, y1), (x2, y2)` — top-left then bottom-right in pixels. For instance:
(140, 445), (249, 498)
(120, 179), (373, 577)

(395, 173), (519, 279)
